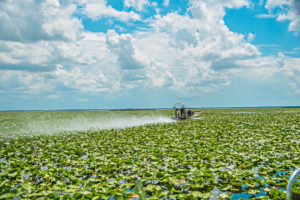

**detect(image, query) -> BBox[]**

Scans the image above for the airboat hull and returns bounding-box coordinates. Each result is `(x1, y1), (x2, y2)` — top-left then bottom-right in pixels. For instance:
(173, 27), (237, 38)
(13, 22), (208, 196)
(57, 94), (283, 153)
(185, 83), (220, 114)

(172, 102), (201, 120)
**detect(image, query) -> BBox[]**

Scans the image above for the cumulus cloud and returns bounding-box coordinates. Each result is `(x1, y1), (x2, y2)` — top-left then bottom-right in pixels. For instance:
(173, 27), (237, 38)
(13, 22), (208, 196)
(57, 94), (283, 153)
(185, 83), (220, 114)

(124, 0), (149, 11)
(0, 31), (121, 95)
(106, 30), (145, 70)
(0, 32), (112, 72)
(265, 0), (300, 32)
(80, 0), (141, 21)
(0, 0), (260, 96)
(0, 70), (54, 96)
(105, 30), (148, 89)
(0, 40), (55, 71)
(163, 0), (170, 7)
(265, 0), (289, 10)
(235, 53), (300, 93)
(0, 0), (141, 45)
(188, 0), (250, 20)
(0, 0), (82, 42)
(128, 0), (258, 93)
(247, 33), (256, 42)
(54, 65), (118, 93)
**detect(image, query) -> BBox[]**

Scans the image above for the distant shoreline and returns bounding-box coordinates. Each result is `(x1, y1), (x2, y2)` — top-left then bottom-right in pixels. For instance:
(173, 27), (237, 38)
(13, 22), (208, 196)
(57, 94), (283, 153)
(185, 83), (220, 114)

(0, 106), (299, 112)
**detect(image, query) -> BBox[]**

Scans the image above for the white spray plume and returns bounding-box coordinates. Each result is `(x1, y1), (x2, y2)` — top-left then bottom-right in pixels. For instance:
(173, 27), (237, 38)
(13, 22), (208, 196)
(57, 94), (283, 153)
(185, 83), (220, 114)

(23, 116), (175, 135)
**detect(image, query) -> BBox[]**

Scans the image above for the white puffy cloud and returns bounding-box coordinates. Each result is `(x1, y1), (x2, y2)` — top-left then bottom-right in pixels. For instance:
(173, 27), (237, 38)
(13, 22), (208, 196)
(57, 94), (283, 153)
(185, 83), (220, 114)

(54, 64), (118, 93)
(51, 32), (122, 93)
(0, 32), (121, 95)
(0, 32), (111, 71)
(0, 40), (55, 71)
(79, 0), (141, 21)
(188, 0), (250, 21)
(0, 70), (54, 96)
(106, 30), (145, 70)
(0, 0), (259, 96)
(287, 0), (300, 32)
(163, 0), (170, 7)
(0, 0), (83, 42)
(0, 0), (141, 43)
(126, 0), (258, 93)
(247, 33), (256, 42)
(265, 0), (300, 32)
(235, 53), (300, 93)
(265, 0), (289, 10)
(124, 0), (149, 11)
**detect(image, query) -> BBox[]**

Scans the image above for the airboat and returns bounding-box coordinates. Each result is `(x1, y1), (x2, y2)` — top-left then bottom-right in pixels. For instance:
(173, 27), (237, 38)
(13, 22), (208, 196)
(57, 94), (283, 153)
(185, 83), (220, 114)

(172, 102), (202, 120)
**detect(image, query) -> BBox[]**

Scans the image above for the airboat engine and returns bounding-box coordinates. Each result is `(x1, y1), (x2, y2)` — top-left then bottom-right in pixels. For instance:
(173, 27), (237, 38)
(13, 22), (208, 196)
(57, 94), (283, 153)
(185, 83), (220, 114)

(172, 102), (201, 120)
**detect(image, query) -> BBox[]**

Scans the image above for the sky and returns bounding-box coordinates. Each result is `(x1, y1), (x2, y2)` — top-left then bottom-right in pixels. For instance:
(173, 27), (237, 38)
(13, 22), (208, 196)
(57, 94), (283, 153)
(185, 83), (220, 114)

(0, 0), (299, 110)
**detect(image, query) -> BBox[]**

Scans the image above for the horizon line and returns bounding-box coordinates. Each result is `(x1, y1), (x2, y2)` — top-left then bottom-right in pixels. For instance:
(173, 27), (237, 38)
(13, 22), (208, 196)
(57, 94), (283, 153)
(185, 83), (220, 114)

(1, 106), (300, 112)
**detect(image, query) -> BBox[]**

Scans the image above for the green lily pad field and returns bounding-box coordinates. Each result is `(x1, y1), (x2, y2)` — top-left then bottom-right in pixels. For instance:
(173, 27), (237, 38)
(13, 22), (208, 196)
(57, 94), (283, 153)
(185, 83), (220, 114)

(0, 108), (299, 199)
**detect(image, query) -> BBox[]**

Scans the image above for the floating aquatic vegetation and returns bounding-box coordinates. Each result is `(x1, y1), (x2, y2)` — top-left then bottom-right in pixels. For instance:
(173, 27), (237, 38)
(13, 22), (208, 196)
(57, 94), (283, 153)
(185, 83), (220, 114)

(0, 108), (299, 199)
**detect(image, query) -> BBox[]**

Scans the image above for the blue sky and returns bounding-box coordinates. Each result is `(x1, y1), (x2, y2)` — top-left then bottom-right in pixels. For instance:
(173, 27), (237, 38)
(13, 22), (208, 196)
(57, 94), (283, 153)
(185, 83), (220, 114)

(0, 0), (299, 110)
